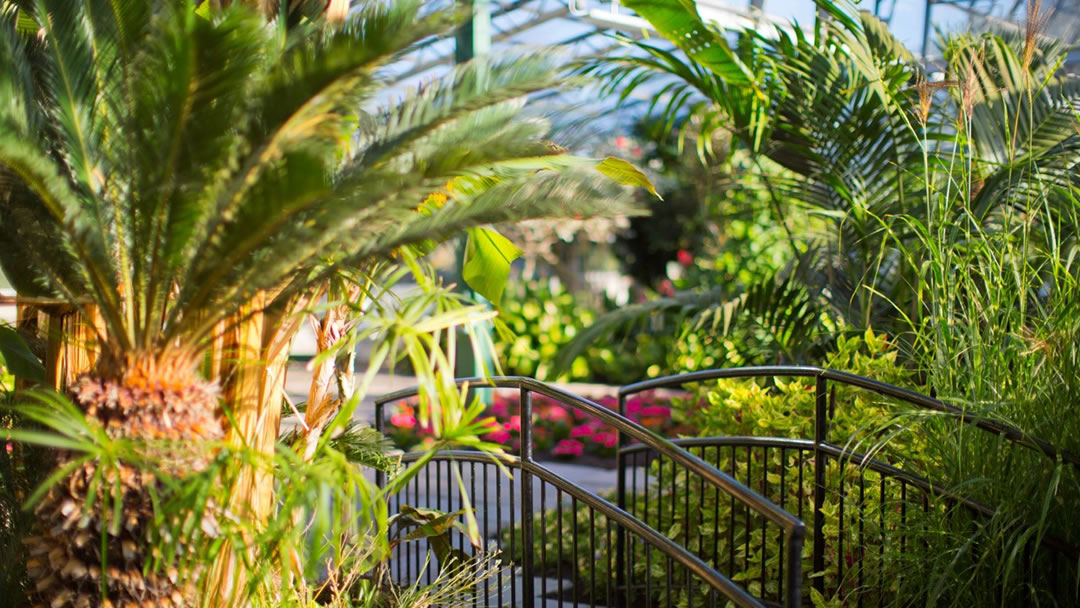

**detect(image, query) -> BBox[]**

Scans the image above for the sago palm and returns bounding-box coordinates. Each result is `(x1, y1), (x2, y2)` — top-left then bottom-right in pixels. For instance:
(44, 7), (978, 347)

(0, 1), (647, 606)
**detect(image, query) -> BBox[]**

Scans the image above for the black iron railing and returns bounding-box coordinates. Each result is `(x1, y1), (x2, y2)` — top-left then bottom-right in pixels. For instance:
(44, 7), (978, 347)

(374, 368), (1078, 608)
(375, 377), (805, 608)
(618, 367), (1079, 606)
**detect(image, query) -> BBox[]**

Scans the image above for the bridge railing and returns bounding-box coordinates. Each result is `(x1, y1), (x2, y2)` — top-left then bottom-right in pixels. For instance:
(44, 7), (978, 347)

(376, 376), (805, 608)
(618, 367), (1079, 606)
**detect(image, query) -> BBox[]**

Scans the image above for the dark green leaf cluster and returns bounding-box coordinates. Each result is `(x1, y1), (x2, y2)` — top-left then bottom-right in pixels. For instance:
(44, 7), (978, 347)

(0, 0), (644, 360)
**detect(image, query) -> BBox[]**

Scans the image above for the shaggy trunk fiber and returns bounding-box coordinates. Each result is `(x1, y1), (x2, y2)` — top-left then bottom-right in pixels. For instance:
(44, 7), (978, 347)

(20, 294), (310, 608)
(22, 304), (226, 608)
(203, 291), (312, 608)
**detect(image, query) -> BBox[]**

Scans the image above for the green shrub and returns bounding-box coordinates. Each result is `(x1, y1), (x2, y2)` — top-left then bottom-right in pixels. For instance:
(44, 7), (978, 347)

(496, 279), (672, 384)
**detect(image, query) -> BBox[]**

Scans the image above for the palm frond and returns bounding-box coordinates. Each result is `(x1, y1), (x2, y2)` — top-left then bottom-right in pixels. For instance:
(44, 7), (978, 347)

(554, 267), (821, 374)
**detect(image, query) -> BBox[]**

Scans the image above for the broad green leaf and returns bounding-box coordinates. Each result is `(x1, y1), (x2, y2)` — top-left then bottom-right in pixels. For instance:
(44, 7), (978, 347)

(463, 227), (522, 304)
(0, 325), (45, 382)
(595, 157), (662, 199)
(624, 0), (762, 98)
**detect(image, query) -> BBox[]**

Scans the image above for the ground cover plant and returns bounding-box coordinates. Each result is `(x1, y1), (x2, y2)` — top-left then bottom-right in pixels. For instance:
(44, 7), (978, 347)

(0, 1), (653, 606)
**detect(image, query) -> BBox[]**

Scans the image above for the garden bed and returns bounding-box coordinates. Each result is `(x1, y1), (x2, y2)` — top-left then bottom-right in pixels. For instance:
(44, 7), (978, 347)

(383, 386), (695, 467)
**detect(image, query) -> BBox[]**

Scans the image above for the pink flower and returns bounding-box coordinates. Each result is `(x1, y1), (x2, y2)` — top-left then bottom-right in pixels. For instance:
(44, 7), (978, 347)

(5, 443), (11, 454)
(569, 424), (594, 438)
(615, 136), (628, 149)
(676, 249), (693, 266)
(639, 406), (670, 417)
(503, 415), (522, 432)
(591, 431), (617, 449)
(390, 413), (416, 429)
(598, 396), (618, 410)
(544, 406), (570, 422)
(483, 429), (512, 444)
(553, 439), (585, 457)
(490, 402), (509, 417)
(624, 398), (644, 417)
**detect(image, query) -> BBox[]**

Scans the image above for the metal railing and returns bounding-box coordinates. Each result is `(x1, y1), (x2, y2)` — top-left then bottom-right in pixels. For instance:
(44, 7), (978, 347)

(375, 376), (805, 608)
(618, 367), (1080, 606)
(374, 368), (1078, 607)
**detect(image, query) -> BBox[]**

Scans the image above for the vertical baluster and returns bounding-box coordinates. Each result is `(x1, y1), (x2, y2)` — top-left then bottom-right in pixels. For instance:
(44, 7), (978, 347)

(426, 462), (433, 585)
(510, 462), (517, 608)
(838, 468), (846, 592)
(899, 480), (907, 594)
(798, 449), (805, 520)
(520, 388), (535, 608)
(698, 447), (705, 562)
(813, 375), (828, 596)
(606, 519), (614, 608)
(745, 446), (752, 575)
(657, 453), (664, 532)
(730, 445), (737, 577)
(879, 476), (886, 603)
(482, 459), (490, 606)
(393, 486), (400, 584)
(779, 447), (786, 603)
(761, 446), (768, 600)
(572, 496), (580, 608)
(671, 460), (677, 542)
(713, 447), (720, 571)
(454, 460), (463, 557)
(497, 464), (504, 608)
(858, 468), (865, 608)
(616, 392), (628, 608)
(590, 507), (596, 608)
(557, 488), (564, 607)
(541, 481), (548, 603)
(411, 475), (418, 585)
(685, 460), (691, 561)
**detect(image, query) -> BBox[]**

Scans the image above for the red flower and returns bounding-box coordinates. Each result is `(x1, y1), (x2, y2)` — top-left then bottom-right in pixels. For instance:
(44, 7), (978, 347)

(390, 413), (416, 429)
(676, 249), (693, 266)
(569, 424), (594, 438)
(544, 406), (570, 422)
(657, 279), (675, 297)
(639, 405), (670, 417)
(483, 429), (512, 445)
(553, 439), (585, 457)
(591, 431), (617, 448)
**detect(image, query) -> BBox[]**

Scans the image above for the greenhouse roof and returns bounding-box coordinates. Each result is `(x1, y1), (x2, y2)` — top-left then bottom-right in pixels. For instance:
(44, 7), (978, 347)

(384, 0), (1078, 109)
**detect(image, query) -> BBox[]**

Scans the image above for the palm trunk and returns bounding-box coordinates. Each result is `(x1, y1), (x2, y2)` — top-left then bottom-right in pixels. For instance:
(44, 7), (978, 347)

(203, 290), (315, 608)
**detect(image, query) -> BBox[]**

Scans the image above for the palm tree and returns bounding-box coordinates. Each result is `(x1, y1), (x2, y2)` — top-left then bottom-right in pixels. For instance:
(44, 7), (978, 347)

(0, 1), (648, 605)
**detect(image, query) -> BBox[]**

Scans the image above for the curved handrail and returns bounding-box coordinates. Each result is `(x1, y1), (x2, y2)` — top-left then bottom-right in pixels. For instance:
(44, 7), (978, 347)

(376, 376), (805, 537)
(392, 449), (769, 608)
(619, 367), (1080, 470)
(622, 435), (1079, 560)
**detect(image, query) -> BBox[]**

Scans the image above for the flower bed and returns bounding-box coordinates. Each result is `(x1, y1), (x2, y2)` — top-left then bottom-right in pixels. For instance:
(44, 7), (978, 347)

(385, 390), (693, 467)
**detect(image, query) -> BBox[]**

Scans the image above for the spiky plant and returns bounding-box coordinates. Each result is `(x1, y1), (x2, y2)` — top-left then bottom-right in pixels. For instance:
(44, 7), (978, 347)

(0, 1), (646, 605)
